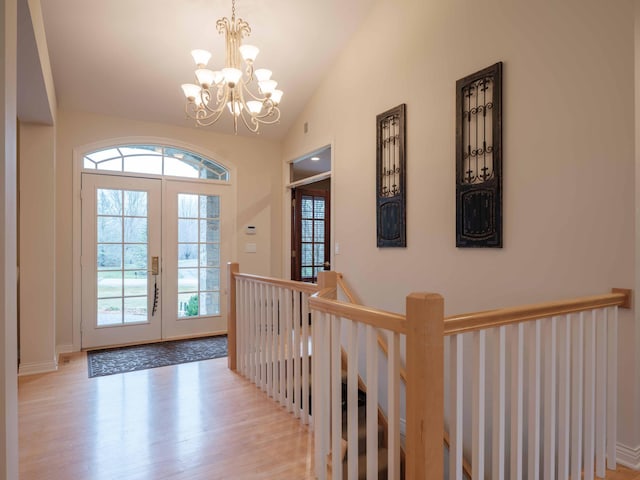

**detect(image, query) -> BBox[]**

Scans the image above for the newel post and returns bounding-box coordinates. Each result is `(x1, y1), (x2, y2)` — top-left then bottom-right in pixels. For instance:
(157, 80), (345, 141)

(316, 271), (338, 297)
(313, 270), (337, 477)
(227, 262), (239, 371)
(406, 292), (444, 479)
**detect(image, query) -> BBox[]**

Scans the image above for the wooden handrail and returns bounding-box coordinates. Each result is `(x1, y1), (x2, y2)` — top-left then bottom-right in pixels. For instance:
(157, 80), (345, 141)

(337, 274), (359, 304)
(309, 295), (407, 334)
(233, 272), (319, 294)
(316, 286), (337, 299)
(444, 288), (632, 336)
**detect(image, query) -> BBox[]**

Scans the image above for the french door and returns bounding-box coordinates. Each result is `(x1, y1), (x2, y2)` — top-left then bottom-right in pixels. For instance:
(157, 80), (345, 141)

(81, 173), (229, 349)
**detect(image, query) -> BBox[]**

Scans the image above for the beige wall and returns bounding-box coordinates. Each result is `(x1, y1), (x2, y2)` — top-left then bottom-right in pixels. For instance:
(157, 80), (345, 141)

(19, 122), (56, 374)
(55, 109), (283, 349)
(0, 0), (19, 477)
(283, 0), (638, 450)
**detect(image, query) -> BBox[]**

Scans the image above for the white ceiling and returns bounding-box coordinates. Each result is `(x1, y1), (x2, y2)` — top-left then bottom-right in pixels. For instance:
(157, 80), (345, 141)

(37, 0), (377, 139)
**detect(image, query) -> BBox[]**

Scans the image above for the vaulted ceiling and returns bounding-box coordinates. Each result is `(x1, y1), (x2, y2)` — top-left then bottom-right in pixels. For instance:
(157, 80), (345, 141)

(27, 0), (377, 139)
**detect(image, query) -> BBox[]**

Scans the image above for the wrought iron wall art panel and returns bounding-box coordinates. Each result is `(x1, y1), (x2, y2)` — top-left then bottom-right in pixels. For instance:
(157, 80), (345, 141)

(456, 62), (503, 248)
(377, 104), (406, 248)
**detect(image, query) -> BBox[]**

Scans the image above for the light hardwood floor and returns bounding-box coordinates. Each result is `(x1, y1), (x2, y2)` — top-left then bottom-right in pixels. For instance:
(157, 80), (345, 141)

(19, 352), (315, 479)
(18, 351), (640, 479)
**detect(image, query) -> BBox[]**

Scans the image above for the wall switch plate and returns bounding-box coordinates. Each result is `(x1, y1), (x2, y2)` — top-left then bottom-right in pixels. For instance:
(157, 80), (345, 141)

(245, 243), (257, 253)
(335, 242), (340, 255)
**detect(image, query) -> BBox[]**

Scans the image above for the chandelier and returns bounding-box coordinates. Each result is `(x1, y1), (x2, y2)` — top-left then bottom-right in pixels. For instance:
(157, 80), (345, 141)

(181, 0), (282, 134)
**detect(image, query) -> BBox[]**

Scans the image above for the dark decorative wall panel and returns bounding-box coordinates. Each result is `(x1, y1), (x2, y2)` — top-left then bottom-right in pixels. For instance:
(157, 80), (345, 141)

(377, 104), (406, 248)
(456, 62), (503, 248)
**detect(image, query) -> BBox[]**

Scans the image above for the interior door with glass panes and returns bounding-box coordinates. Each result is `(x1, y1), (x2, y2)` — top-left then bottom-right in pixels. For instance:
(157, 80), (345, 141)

(162, 180), (231, 338)
(291, 188), (330, 282)
(81, 174), (162, 348)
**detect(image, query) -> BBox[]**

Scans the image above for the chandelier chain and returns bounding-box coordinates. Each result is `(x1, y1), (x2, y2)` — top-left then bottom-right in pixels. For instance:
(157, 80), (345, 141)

(231, 0), (236, 21)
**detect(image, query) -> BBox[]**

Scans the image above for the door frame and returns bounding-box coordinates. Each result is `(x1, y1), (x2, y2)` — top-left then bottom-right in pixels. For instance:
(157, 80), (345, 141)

(283, 142), (334, 281)
(291, 187), (331, 282)
(71, 137), (237, 352)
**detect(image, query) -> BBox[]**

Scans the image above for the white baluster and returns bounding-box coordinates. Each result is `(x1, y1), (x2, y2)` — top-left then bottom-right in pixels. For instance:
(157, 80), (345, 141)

(240, 279), (247, 375)
(236, 279), (243, 375)
(528, 320), (541, 480)
(510, 323), (524, 480)
(313, 310), (329, 480)
(450, 334), (463, 480)
(259, 283), (266, 390)
(607, 307), (618, 469)
(293, 291), (301, 417)
(557, 315), (571, 479)
(279, 287), (286, 406)
(301, 292), (310, 424)
(366, 325), (379, 479)
(544, 317), (557, 480)
(571, 312), (584, 479)
(249, 281), (256, 384)
(494, 326), (506, 480)
(265, 284), (273, 397)
(388, 331), (400, 480)
(584, 310), (596, 480)
(271, 285), (279, 399)
(347, 321), (358, 480)
(473, 329), (486, 480)
(595, 308), (607, 477)
(331, 315), (343, 478)
(286, 288), (294, 412)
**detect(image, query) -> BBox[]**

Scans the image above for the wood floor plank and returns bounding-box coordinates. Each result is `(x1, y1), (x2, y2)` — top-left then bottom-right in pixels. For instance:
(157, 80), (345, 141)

(19, 352), (315, 479)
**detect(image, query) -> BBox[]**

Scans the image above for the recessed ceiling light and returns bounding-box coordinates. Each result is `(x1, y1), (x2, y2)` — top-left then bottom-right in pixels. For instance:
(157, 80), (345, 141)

(311, 156), (320, 161)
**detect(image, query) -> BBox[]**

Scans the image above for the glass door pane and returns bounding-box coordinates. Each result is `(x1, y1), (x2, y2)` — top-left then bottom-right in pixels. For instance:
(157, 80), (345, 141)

(96, 188), (149, 326)
(176, 194), (221, 318)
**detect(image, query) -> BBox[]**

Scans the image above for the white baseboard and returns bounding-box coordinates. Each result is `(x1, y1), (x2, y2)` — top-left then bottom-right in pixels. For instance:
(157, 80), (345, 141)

(617, 442), (640, 470)
(18, 359), (58, 376)
(56, 344), (75, 356)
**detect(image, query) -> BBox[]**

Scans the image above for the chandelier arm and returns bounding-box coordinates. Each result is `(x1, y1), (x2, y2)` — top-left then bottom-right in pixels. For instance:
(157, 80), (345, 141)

(239, 82), (266, 102)
(252, 110), (281, 125)
(243, 64), (254, 84)
(199, 86), (229, 116)
(194, 107), (227, 127)
(238, 110), (261, 133)
(250, 100), (281, 122)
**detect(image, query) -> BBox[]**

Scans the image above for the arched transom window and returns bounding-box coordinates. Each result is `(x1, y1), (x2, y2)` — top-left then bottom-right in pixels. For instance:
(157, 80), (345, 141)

(83, 144), (229, 181)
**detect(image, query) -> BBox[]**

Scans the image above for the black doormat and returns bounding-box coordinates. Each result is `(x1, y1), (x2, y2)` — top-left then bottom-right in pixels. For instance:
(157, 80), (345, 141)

(87, 335), (228, 378)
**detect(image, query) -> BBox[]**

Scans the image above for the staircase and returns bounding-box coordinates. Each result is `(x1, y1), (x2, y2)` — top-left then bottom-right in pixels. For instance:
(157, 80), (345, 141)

(333, 370), (401, 479)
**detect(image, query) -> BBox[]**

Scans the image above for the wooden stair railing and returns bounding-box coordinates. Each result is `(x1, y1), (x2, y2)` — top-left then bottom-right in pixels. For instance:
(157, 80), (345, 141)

(312, 274), (631, 479)
(337, 273), (474, 479)
(311, 272), (443, 479)
(229, 262), (631, 479)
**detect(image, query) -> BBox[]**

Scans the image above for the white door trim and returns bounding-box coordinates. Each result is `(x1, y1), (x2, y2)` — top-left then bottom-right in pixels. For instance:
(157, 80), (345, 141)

(282, 141), (335, 280)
